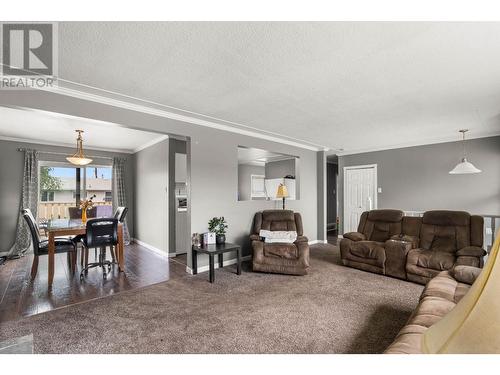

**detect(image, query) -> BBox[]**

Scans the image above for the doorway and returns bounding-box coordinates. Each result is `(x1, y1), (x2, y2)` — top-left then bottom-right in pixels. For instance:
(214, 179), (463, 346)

(326, 155), (338, 244)
(343, 164), (377, 234)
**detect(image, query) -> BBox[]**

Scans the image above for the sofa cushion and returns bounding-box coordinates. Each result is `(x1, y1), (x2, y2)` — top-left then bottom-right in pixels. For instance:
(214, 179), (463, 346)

(409, 296), (456, 328)
(263, 243), (298, 259)
(343, 232), (366, 241)
(358, 209), (403, 242)
(384, 269), (474, 354)
(452, 265), (481, 285)
(367, 209), (404, 223)
(420, 211), (471, 251)
(350, 241), (385, 260)
(408, 249), (455, 272)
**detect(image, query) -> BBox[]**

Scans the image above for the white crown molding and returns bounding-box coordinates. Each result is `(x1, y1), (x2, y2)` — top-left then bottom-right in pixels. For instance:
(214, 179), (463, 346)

(133, 134), (169, 153)
(336, 132), (500, 156)
(38, 83), (325, 152)
(0, 135), (134, 154)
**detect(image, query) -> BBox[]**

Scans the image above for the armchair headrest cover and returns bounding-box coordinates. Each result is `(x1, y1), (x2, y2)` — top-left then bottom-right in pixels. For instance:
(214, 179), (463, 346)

(262, 210), (295, 221)
(366, 209), (404, 223)
(422, 210), (470, 226)
(253, 210), (304, 236)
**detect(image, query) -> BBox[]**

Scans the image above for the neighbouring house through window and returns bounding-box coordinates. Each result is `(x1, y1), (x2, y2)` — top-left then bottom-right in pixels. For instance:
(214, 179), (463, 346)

(38, 163), (113, 220)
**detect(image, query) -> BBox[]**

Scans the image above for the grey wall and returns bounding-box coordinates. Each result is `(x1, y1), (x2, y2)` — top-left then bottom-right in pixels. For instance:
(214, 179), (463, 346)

(0, 138), (134, 253)
(0, 90), (319, 271)
(238, 164), (265, 201)
(265, 158), (296, 179)
(133, 139), (169, 254)
(338, 136), (500, 233)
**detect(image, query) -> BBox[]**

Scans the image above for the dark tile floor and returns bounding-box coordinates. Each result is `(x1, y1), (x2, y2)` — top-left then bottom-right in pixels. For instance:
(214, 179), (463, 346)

(0, 243), (175, 322)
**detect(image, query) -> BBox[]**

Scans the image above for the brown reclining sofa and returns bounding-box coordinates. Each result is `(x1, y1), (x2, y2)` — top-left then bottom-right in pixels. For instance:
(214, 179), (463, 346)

(340, 209), (486, 284)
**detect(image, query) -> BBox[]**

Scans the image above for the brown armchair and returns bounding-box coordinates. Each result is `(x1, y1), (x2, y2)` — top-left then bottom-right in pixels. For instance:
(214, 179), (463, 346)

(250, 210), (310, 275)
(406, 210), (486, 284)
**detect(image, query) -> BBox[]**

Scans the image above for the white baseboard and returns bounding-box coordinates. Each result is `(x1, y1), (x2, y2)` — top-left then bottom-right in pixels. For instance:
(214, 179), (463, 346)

(132, 238), (168, 258)
(308, 239), (328, 245)
(186, 255), (251, 275)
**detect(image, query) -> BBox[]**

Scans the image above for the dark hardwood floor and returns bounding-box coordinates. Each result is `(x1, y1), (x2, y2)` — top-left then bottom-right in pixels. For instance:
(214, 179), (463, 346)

(0, 243), (178, 323)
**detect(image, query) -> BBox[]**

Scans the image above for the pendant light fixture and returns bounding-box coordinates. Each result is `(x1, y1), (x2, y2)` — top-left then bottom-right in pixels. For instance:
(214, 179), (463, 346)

(66, 130), (93, 166)
(449, 129), (481, 174)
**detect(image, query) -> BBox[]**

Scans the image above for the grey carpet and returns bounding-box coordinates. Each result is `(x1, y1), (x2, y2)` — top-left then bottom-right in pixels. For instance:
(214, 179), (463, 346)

(0, 244), (423, 354)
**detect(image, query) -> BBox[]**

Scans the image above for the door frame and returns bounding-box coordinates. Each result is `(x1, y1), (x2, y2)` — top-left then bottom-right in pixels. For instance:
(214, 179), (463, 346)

(343, 164), (378, 233)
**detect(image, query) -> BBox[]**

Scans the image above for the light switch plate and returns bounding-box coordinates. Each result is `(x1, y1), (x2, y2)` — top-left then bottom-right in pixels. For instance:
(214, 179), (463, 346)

(377, 187), (382, 193)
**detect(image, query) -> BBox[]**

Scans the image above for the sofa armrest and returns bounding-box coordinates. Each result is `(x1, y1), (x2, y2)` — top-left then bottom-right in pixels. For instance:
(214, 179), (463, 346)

(343, 232), (366, 241)
(295, 240), (310, 268)
(456, 246), (486, 258)
(295, 235), (309, 243)
(249, 234), (261, 241)
(384, 240), (413, 279)
(452, 265), (482, 285)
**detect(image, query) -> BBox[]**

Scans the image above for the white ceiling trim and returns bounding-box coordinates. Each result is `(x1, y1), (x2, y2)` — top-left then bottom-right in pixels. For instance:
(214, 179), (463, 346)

(336, 131), (500, 156)
(38, 82), (327, 152)
(0, 135), (135, 154)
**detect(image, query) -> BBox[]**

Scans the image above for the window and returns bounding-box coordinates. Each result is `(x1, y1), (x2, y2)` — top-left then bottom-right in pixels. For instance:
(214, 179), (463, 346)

(41, 191), (55, 202)
(38, 163), (113, 220)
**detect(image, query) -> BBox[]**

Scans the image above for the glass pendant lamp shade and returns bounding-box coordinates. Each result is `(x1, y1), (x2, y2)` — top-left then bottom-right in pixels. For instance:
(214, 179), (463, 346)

(449, 158), (482, 174)
(449, 129), (481, 174)
(66, 130), (93, 166)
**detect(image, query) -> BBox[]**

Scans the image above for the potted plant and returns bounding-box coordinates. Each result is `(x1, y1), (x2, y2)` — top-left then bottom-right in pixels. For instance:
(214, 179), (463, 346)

(208, 217), (228, 244)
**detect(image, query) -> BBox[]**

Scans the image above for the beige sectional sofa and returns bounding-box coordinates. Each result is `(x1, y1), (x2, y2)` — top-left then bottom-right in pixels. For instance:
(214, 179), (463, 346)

(384, 265), (481, 353)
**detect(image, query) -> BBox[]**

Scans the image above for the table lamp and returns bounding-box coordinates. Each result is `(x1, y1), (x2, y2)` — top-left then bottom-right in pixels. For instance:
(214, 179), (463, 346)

(422, 231), (500, 353)
(276, 183), (289, 210)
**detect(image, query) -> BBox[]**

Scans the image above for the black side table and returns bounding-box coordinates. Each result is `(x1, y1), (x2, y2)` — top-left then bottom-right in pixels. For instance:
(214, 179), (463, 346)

(192, 242), (242, 283)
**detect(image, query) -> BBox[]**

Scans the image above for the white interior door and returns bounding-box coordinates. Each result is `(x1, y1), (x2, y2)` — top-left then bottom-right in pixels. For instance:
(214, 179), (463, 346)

(344, 165), (377, 234)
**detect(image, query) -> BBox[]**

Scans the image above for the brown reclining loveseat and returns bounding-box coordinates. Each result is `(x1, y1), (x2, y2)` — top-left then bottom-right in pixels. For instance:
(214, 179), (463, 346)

(340, 209), (486, 284)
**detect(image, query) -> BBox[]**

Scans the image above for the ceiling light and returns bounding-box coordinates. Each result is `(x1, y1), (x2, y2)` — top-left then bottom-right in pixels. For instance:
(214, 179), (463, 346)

(66, 130), (93, 166)
(449, 129), (481, 174)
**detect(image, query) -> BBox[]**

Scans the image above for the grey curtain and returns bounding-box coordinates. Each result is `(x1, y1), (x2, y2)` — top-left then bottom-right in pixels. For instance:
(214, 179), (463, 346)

(4, 149), (39, 258)
(112, 157), (131, 245)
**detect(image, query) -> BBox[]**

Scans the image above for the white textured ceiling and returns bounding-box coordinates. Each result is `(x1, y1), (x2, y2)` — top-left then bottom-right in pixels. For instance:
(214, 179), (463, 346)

(0, 106), (165, 153)
(57, 22), (500, 153)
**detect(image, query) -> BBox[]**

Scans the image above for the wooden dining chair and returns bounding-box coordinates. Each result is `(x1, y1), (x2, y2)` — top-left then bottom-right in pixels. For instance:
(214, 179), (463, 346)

(22, 209), (77, 279)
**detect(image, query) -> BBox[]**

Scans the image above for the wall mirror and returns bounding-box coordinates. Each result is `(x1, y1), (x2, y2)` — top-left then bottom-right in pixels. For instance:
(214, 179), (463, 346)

(237, 146), (299, 201)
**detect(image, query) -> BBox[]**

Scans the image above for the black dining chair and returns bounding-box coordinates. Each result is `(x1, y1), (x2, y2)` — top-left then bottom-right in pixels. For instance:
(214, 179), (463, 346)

(109, 206), (128, 263)
(80, 218), (118, 280)
(22, 208), (77, 279)
(113, 206), (128, 223)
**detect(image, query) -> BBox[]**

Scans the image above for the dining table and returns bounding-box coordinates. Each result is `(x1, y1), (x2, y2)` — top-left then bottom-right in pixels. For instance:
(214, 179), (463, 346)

(46, 219), (125, 288)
